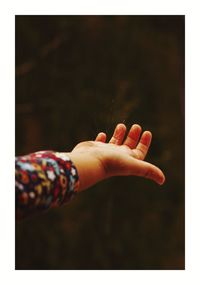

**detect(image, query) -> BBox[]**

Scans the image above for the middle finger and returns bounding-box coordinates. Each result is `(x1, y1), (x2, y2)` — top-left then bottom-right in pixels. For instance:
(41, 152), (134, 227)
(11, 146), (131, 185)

(123, 124), (142, 149)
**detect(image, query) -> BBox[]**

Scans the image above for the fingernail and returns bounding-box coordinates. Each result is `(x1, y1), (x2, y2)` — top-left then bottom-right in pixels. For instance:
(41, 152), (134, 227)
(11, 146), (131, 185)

(158, 176), (165, 185)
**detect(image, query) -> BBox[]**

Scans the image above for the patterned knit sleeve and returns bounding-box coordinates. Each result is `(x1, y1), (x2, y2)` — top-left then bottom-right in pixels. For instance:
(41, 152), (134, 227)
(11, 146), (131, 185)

(15, 151), (80, 220)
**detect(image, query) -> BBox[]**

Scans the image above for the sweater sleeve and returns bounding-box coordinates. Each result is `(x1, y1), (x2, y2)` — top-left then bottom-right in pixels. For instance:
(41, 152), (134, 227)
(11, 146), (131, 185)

(15, 150), (80, 220)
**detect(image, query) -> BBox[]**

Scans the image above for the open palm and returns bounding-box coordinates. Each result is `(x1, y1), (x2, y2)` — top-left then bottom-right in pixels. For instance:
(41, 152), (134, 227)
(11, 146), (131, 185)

(71, 123), (165, 186)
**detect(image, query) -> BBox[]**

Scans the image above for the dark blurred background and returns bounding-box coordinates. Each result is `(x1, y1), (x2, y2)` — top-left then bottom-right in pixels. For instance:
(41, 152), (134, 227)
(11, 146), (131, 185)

(15, 15), (185, 269)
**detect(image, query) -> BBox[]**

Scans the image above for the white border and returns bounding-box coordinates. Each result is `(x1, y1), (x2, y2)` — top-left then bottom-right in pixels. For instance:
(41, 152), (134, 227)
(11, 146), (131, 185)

(1, 0), (200, 284)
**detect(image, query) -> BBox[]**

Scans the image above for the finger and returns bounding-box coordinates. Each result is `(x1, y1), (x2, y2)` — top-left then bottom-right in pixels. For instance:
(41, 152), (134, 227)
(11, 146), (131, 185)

(133, 159), (165, 185)
(95, 132), (107, 143)
(133, 131), (152, 160)
(109, 123), (127, 145)
(123, 124), (142, 149)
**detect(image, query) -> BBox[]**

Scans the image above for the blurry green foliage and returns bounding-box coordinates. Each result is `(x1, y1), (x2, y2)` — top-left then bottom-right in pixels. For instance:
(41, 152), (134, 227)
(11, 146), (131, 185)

(15, 15), (184, 269)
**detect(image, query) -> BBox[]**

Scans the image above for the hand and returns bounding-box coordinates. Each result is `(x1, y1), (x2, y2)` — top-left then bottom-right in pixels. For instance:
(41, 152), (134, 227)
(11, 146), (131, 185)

(66, 123), (165, 192)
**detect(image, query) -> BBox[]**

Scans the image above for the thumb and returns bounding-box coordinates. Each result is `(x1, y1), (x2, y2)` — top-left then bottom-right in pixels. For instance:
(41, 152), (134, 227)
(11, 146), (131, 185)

(131, 159), (165, 185)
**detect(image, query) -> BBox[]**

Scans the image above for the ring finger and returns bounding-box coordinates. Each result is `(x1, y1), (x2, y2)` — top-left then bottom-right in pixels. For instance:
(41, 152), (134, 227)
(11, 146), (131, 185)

(109, 123), (127, 145)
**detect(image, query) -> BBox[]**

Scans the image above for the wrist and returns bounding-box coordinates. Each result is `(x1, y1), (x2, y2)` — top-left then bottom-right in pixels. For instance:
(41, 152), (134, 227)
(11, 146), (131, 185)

(65, 151), (105, 192)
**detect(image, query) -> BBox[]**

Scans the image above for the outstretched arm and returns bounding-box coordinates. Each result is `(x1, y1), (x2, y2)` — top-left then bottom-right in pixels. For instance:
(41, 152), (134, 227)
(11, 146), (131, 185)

(15, 123), (165, 220)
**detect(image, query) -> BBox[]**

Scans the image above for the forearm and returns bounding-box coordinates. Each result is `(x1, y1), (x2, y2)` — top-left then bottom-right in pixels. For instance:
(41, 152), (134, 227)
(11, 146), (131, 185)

(15, 151), (79, 220)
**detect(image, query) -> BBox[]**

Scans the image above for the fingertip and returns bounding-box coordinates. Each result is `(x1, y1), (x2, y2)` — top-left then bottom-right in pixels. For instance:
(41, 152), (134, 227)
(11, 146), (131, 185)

(98, 132), (106, 137)
(117, 123), (127, 131)
(95, 132), (107, 142)
(146, 164), (165, 186)
(130, 124), (142, 138)
(144, 130), (152, 138)
(159, 175), (166, 185)
(132, 124), (142, 132)
(140, 131), (152, 146)
(157, 172), (166, 185)
(109, 123), (127, 144)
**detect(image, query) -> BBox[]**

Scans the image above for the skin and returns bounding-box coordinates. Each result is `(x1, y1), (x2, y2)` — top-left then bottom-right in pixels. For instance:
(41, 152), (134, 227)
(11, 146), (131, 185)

(65, 123), (165, 192)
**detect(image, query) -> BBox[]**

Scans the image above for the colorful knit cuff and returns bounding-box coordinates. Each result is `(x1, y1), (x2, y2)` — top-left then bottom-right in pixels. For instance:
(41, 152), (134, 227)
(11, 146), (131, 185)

(15, 150), (80, 218)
